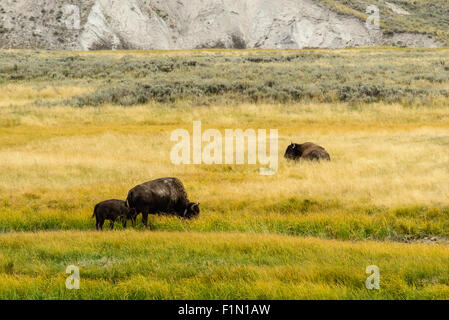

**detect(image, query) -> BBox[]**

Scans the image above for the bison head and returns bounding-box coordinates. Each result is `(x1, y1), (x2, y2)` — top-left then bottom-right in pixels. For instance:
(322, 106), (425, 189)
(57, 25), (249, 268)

(126, 207), (137, 219)
(284, 143), (302, 160)
(183, 202), (200, 219)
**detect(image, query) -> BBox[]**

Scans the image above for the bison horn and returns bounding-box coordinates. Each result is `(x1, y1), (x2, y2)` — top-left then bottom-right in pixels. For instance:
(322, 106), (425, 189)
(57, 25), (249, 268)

(183, 209), (187, 217)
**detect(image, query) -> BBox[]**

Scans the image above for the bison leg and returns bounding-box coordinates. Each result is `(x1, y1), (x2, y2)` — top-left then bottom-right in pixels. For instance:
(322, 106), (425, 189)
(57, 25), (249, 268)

(110, 220), (115, 230)
(99, 219), (104, 231)
(118, 216), (126, 229)
(142, 212), (149, 228)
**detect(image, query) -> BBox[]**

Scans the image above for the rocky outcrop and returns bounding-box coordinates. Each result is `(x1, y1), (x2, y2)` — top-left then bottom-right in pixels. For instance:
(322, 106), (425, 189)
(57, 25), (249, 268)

(0, 0), (443, 50)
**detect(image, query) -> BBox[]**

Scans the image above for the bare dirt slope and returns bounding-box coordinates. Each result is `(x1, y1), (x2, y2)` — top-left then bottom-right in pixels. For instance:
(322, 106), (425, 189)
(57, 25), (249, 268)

(0, 0), (444, 50)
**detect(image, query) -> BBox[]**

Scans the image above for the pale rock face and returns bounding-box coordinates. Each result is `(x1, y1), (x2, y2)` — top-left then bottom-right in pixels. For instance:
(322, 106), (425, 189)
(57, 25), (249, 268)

(79, 0), (383, 50)
(383, 33), (443, 48)
(80, 2), (114, 50)
(0, 0), (443, 50)
(80, 0), (172, 50)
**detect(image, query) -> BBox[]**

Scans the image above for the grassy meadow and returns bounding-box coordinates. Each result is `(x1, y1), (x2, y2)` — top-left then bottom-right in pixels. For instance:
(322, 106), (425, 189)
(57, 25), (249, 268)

(1, 231), (449, 299)
(0, 49), (448, 299)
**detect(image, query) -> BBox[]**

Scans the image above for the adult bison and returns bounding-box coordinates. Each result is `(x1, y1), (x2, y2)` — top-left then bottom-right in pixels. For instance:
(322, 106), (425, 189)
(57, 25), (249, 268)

(92, 199), (136, 230)
(126, 177), (200, 227)
(284, 142), (331, 162)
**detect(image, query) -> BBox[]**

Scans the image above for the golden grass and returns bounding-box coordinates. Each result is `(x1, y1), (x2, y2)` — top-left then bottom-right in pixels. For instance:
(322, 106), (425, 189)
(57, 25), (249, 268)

(0, 84), (90, 108)
(1, 102), (448, 206)
(0, 101), (448, 241)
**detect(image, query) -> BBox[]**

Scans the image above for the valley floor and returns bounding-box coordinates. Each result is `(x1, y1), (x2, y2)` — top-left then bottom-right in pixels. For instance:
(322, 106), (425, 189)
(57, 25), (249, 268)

(1, 103), (448, 300)
(0, 49), (448, 299)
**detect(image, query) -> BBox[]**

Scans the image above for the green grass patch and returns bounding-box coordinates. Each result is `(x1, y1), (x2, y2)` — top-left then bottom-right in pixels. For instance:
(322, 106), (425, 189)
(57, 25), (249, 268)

(0, 231), (448, 299)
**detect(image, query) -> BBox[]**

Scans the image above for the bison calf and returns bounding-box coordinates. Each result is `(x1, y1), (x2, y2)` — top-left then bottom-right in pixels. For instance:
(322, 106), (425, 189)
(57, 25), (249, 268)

(127, 177), (200, 228)
(284, 142), (331, 162)
(92, 199), (136, 231)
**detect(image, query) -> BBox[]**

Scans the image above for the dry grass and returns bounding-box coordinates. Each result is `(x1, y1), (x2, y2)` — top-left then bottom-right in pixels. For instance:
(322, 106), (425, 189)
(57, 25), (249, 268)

(0, 84), (89, 107)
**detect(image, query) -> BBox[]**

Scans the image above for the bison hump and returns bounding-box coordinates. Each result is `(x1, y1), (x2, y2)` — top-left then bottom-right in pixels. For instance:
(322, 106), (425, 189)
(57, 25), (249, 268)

(130, 177), (189, 203)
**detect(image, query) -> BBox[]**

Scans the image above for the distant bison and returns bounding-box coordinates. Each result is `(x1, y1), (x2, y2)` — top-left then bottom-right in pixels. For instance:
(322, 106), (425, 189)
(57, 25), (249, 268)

(126, 177), (200, 227)
(92, 199), (136, 230)
(284, 142), (331, 162)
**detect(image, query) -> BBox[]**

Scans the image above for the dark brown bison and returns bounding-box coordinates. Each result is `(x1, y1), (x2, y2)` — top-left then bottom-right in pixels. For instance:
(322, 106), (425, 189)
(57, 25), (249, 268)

(92, 199), (136, 230)
(126, 177), (200, 228)
(284, 142), (331, 162)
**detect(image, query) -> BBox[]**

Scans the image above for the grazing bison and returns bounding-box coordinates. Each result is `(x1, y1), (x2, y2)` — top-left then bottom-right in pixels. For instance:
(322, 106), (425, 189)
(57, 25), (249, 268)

(284, 142), (331, 162)
(92, 199), (136, 230)
(126, 177), (200, 227)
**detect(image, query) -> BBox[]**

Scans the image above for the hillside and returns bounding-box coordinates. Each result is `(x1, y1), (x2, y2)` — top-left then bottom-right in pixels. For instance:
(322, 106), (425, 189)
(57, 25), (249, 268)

(0, 0), (447, 50)
(322, 0), (449, 44)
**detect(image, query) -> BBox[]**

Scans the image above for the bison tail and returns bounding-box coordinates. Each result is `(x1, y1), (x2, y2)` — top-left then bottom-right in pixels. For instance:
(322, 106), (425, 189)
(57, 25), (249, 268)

(92, 204), (98, 218)
(126, 190), (134, 208)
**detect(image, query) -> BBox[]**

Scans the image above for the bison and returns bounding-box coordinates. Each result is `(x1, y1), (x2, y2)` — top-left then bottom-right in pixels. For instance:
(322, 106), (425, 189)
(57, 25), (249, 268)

(92, 199), (136, 230)
(284, 142), (330, 162)
(126, 177), (200, 227)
